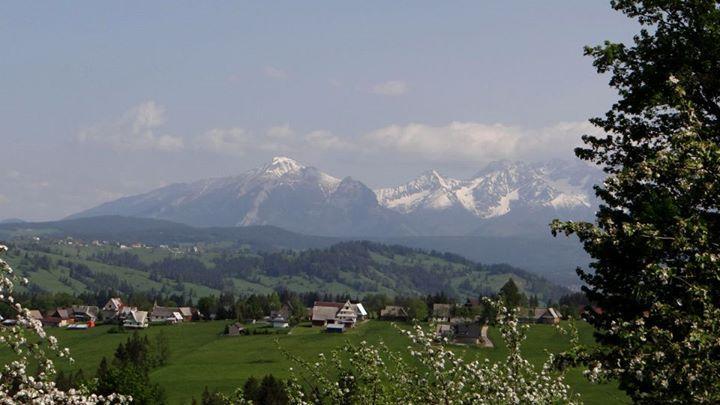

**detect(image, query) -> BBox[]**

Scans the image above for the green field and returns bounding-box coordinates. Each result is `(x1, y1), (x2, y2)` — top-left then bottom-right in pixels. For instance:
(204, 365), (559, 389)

(0, 320), (628, 404)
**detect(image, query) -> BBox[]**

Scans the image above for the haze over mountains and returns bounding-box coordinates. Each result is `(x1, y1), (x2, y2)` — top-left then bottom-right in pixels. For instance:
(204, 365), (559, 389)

(71, 156), (601, 238)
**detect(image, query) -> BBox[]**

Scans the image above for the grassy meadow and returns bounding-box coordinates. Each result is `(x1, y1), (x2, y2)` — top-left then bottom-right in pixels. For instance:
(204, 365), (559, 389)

(0, 320), (628, 404)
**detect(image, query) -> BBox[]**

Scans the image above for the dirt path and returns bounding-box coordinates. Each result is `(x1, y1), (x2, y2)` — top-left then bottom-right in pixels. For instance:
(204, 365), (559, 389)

(480, 325), (494, 348)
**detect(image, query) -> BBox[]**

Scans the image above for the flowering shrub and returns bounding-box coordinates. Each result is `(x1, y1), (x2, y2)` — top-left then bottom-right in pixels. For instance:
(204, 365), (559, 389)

(283, 300), (581, 404)
(0, 245), (127, 403)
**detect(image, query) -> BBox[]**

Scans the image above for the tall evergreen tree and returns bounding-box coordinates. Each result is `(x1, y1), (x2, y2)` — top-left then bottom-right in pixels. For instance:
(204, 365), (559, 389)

(498, 278), (522, 309)
(553, 1), (720, 402)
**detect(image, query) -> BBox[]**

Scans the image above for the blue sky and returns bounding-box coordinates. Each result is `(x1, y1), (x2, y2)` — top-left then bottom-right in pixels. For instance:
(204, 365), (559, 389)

(0, 1), (637, 220)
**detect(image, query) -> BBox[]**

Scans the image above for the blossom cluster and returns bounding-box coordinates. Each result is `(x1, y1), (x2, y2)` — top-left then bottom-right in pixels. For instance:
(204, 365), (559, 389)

(283, 299), (581, 404)
(0, 245), (128, 403)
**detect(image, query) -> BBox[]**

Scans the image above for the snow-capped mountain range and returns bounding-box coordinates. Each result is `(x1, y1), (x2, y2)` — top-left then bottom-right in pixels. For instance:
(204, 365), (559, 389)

(70, 156), (601, 237)
(376, 159), (596, 218)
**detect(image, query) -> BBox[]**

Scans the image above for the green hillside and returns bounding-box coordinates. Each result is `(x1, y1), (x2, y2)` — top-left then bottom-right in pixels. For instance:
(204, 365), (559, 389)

(0, 320), (627, 404)
(2, 238), (568, 301)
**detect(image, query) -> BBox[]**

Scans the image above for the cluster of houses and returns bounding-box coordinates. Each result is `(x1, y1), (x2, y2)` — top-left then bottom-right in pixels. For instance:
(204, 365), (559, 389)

(0, 298), (201, 331)
(377, 300), (564, 346)
(39, 236), (203, 255)
(103, 298), (199, 329)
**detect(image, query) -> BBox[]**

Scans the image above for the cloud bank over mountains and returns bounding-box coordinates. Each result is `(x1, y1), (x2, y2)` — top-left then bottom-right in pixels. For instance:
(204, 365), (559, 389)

(78, 101), (600, 168)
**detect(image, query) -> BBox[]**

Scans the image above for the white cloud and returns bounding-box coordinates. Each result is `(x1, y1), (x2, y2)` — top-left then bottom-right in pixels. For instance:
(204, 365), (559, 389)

(263, 66), (288, 80)
(361, 122), (519, 162)
(370, 80), (408, 96)
(195, 127), (254, 156)
(0, 194), (8, 204)
(304, 130), (352, 151)
(78, 101), (184, 151)
(358, 121), (598, 165)
(192, 120), (596, 166)
(267, 124), (295, 140)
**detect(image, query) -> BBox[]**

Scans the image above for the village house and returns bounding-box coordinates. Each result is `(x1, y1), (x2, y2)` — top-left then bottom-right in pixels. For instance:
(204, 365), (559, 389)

(123, 310), (149, 329)
(101, 297), (125, 320)
(178, 307), (194, 321)
(27, 310), (43, 321)
(271, 316), (289, 328)
(311, 301), (344, 327)
(520, 308), (563, 324)
(311, 300), (367, 330)
(226, 322), (245, 336)
(42, 308), (75, 328)
(71, 305), (99, 323)
(452, 323), (482, 345)
(379, 305), (409, 321)
(150, 303), (184, 324)
(351, 302), (368, 321)
(270, 303), (297, 321)
(117, 306), (139, 321)
(435, 323), (453, 340)
(536, 308), (562, 324)
(335, 301), (358, 327)
(432, 303), (452, 322)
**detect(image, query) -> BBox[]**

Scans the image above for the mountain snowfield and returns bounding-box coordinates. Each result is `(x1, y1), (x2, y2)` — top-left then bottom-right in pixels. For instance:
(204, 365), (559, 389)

(375, 160), (597, 219)
(71, 156), (601, 237)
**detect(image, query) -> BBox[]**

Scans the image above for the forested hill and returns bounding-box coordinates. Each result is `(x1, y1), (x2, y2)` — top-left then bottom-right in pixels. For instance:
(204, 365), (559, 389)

(2, 239), (569, 302)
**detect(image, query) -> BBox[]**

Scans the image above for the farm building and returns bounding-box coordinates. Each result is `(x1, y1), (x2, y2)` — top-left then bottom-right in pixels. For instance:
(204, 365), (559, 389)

(226, 323), (246, 336)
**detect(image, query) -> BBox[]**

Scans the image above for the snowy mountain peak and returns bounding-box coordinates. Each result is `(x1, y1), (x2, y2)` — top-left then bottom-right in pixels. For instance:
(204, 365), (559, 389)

(262, 156), (305, 177)
(71, 157), (600, 238)
(423, 170), (453, 189)
(376, 159), (601, 219)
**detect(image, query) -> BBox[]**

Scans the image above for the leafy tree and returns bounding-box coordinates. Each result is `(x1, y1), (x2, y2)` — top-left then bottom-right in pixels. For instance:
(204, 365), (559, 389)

(283, 301), (580, 404)
(404, 297), (428, 321)
(197, 295), (219, 320)
(552, 1), (720, 402)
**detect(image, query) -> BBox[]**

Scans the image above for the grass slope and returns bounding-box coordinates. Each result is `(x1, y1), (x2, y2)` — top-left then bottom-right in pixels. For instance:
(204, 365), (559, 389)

(0, 321), (628, 404)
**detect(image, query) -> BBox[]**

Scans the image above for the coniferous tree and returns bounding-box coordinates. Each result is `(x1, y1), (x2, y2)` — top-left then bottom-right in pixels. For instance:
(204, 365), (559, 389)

(498, 278), (522, 309)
